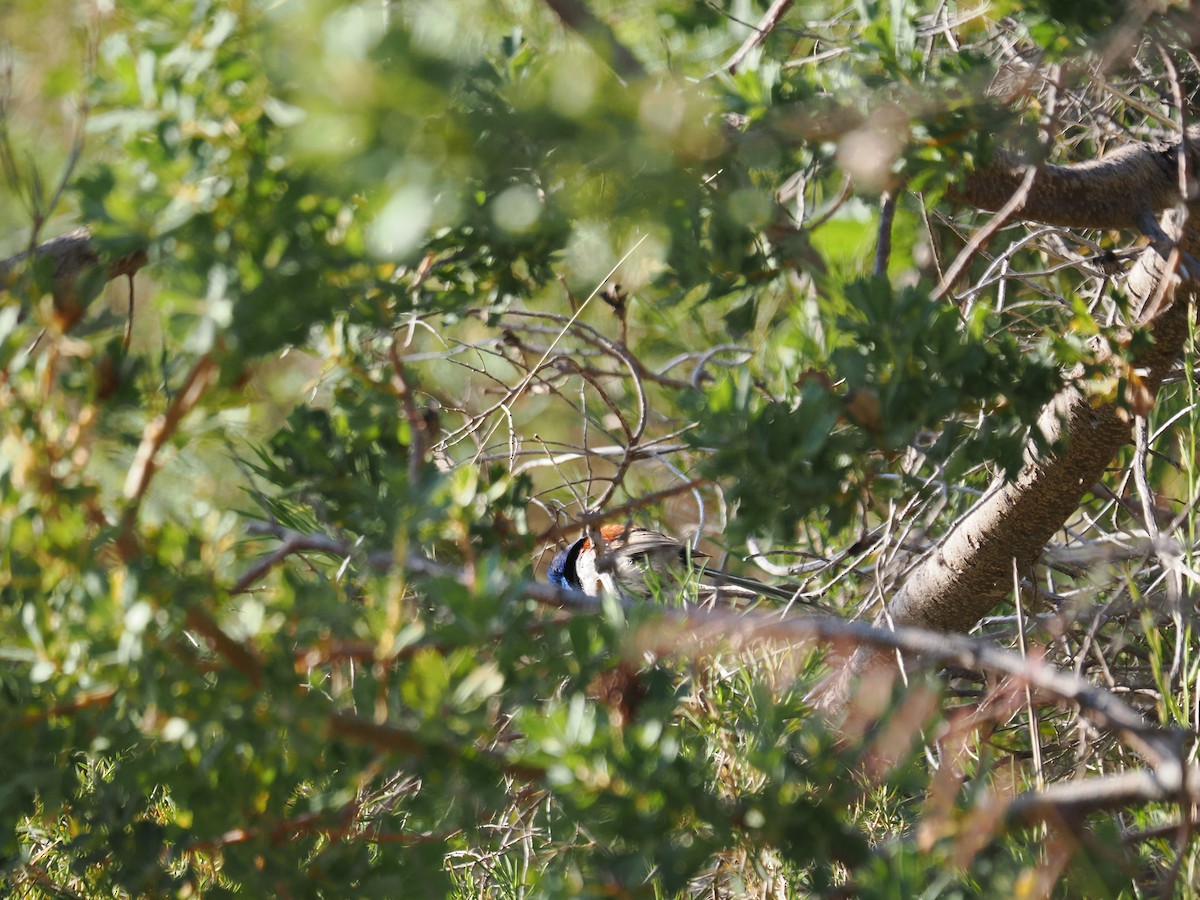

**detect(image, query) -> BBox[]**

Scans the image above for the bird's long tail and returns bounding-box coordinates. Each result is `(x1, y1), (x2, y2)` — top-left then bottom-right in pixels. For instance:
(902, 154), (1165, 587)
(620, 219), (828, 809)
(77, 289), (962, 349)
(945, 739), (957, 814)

(700, 566), (829, 610)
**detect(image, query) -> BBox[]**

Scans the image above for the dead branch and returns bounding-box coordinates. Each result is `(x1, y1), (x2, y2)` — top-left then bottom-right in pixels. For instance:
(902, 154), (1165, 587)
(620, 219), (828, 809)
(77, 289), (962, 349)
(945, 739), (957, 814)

(1006, 768), (1191, 826)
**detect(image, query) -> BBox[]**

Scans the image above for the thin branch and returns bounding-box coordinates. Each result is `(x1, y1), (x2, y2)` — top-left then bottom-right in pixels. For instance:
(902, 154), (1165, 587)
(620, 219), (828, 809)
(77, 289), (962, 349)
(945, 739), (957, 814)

(537, 477), (710, 540)
(437, 237), (648, 456)
(934, 163), (1038, 300)
(17, 686), (117, 726)
(239, 521), (1184, 782)
(719, 0), (794, 75)
(873, 188), (900, 277)
(1006, 769), (1192, 826)
(628, 607), (1182, 776)
(123, 354), (218, 504)
(122, 273), (134, 353)
(936, 65), (1063, 299)
(387, 339), (432, 486)
(232, 528), (320, 595)
(330, 712), (546, 781)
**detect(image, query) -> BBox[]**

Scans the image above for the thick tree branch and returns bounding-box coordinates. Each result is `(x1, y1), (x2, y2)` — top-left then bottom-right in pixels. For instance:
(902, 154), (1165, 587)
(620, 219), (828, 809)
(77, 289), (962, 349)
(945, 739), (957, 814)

(948, 134), (1196, 231)
(820, 128), (1200, 714)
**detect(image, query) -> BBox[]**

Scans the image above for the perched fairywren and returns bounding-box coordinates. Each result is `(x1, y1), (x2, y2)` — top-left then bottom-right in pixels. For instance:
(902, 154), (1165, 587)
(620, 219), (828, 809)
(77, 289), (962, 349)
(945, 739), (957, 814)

(547, 523), (805, 604)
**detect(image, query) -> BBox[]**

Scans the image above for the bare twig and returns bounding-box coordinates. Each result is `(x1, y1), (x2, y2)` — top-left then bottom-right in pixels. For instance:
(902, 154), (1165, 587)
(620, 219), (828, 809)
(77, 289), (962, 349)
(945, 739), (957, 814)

(719, 0), (795, 75)
(537, 477), (710, 543)
(936, 158), (1039, 301)
(437, 236), (648, 457)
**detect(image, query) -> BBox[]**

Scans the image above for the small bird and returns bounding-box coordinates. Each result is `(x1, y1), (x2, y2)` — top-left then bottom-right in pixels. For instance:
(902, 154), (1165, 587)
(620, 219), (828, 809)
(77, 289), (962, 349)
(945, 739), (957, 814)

(547, 523), (807, 605)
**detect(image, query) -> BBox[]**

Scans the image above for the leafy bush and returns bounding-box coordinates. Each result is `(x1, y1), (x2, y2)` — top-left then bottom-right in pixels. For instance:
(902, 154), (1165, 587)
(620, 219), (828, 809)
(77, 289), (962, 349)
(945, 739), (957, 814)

(1, 0), (1196, 896)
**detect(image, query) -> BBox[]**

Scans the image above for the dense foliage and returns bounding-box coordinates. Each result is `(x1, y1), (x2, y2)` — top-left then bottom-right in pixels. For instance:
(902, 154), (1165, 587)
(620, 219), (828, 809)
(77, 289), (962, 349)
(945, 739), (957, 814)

(2, 0), (1199, 895)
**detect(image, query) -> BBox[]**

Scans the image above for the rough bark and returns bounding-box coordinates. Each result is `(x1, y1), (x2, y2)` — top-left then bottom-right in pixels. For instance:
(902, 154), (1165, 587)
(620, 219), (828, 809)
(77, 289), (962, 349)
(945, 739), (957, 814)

(820, 132), (1200, 712)
(948, 141), (1191, 230)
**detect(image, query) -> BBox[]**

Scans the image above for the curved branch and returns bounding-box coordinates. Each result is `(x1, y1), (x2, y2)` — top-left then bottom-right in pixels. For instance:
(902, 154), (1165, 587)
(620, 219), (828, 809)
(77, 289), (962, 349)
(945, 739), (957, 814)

(949, 137), (1192, 231)
(821, 129), (1200, 713)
